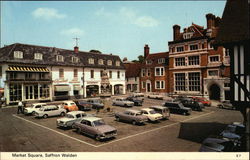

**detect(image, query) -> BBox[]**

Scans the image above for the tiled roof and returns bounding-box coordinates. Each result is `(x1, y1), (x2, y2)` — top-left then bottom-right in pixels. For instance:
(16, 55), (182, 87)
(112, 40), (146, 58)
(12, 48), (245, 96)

(214, 0), (250, 45)
(0, 43), (125, 69)
(124, 63), (142, 78)
(143, 52), (169, 67)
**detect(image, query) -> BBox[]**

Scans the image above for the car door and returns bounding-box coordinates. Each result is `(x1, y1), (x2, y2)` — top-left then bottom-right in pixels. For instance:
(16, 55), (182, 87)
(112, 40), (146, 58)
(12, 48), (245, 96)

(142, 110), (148, 118)
(121, 111), (130, 121)
(82, 120), (96, 136)
(51, 106), (59, 116)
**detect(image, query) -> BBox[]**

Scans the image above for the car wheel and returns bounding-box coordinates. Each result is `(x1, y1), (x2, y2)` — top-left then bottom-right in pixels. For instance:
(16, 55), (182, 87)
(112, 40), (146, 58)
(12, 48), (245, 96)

(124, 104), (127, 107)
(132, 120), (137, 125)
(76, 128), (81, 134)
(183, 112), (187, 116)
(43, 114), (48, 118)
(66, 109), (69, 112)
(32, 111), (36, 115)
(116, 117), (120, 122)
(95, 135), (101, 141)
(60, 112), (65, 116)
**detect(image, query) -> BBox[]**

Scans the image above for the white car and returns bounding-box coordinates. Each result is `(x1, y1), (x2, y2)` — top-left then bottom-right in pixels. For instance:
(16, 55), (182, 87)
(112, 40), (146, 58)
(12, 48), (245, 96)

(24, 103), (47, 115)
(56, 111), (87, 128)
(112, 98), (134, 107)
(131, 92), (144, 101)
(141, 108), (163, 122)
(147, 93), (164, 100)
(35, 105), (66, 118)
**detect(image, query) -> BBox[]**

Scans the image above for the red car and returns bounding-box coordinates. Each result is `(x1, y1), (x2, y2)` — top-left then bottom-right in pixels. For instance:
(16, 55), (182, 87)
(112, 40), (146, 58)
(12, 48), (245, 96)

(192, 97), (211, 106)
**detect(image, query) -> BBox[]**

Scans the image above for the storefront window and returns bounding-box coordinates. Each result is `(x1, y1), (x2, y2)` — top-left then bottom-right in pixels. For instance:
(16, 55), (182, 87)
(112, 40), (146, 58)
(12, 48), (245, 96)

(9, 84), (22, 101)
(40, 84), (50, 99)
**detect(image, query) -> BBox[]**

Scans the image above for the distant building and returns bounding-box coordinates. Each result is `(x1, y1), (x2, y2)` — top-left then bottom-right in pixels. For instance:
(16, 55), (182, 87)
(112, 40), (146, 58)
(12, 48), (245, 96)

(140, 45), (169, 94)
(0, 43), (125, 104)
(168, 14), (230, 100)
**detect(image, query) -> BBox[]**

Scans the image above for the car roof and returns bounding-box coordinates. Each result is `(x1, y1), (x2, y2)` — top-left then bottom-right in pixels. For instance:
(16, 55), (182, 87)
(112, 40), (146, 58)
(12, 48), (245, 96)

(125, 109), (141, 113)
(42, 105), (57, 109)
(63, 101), (75, 103)
(32, 103), (46, 105)
(82, 116), (102, 122)
(150, 106), (166, 109)
(67, 111), (85, 115)
(141, 108), (153, 111)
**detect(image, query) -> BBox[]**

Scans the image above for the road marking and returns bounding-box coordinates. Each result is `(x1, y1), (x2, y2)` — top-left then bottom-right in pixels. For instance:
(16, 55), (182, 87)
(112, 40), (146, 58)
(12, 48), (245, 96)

(13, 111), (214, 148)
(96, 111), (215, 147)
(12, 114), (98, 147)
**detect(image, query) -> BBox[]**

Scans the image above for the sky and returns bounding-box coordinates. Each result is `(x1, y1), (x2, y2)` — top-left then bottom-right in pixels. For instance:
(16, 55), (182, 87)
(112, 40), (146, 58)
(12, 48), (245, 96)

(0, 1), (226, 61)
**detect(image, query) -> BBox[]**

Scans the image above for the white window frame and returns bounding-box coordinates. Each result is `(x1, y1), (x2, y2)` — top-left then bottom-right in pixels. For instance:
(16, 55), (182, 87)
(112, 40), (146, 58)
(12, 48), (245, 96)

(189, 44), (199, 51)
(155, 80), (165, 89)
(188, 72), (201, 92)
(183, 32), (193, 39)
(107, 60), (112, 66)
(207, 69), (219, 77)
(71, 56), (79, 63)
(147, 69), (150, 76)
(14, 51), (23, 59)
(175, 57), (186, 67)
(209, 55), (220, 63)
(146, 60), (152, 64)
(88, 58), (94, 64)
(34, 53), (43, 60)
(115, 61), (120, 66)
(174, 73), (186, 91)
(98, 59), (104, 65)
(155, 67), (165, 76)
(141, 81), (146, 89)
(176, 46), (184, 53)
(158, 58), (165, 64)
(56, 55), (64, 62)
(188, 55), (200, 66)
(141, 69), (146, 77)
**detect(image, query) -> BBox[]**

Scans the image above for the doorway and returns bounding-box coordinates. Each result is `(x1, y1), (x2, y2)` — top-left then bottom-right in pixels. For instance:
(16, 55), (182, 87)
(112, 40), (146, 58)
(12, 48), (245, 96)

(209, 84), (221, 100)
(147, 83), (151, 92)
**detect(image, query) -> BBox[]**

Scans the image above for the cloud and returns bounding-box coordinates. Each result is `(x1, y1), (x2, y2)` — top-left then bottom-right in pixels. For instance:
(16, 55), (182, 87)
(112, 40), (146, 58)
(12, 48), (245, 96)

(32, 8), (66, 20)
(95, 7), (112, 17)
(134, 16), (159, 27)
(60, 28), (85, 36)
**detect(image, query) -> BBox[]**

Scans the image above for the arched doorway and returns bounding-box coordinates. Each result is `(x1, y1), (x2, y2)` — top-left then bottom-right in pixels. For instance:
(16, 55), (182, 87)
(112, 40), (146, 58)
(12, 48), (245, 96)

(209, 84), (221, 100)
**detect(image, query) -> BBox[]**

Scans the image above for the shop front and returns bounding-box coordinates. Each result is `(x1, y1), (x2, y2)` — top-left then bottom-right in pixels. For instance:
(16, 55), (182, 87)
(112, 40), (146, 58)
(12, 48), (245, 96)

(86, 85), (99, 97)
(54, 85), (71, 100)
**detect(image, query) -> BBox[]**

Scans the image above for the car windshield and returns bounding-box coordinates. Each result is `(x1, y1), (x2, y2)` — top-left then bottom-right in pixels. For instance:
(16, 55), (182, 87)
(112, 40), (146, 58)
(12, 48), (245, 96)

(135, 112), (142, 116)
(66, 114), (74, 118)
(93, 100), (101, 103)
(70, 103), (75, 105)
(179, 103), (185, 108)
(93, 120), (105, 126)
(149, 110), (156, 114)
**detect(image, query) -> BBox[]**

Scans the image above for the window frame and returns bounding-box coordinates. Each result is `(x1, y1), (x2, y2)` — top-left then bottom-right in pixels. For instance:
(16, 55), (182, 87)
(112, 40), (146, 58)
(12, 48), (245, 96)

(155, 67), (165, 76)
(175, 57), (186, 67)
(14, 51), (23, 59)
(34, 53), (43, 60)
(88, 58), (95, 64)
(209, 55), (220, 63)
(56, 55), (64, 62)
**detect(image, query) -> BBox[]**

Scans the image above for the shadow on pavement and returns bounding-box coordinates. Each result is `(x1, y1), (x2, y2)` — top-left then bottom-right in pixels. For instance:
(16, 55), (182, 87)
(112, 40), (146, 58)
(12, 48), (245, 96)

(178, 122), (228, 143)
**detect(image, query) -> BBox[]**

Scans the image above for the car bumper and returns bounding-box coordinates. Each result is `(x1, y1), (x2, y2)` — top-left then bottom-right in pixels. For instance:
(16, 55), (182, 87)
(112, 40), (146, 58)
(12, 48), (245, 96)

(100, 133), (117, 139)
(57, 121), (68, 128)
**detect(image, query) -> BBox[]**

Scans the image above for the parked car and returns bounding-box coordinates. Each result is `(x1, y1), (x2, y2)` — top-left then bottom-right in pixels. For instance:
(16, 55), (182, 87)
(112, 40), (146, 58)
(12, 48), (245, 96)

(62, 101), (78, 112)
(115, 109), (148, 125)
(149, 106), (170, 120)
(174, 98), (203, 111)
(163, 102), (192, 115)
(87, 98), (104, 109)
(147, 93), (164, 100)
(199, 137), (236, 152)
(56, 111), (87, 128)
(192, 97), (211, 106)
(23, 103), (47, 115)
(74, 100), (92, 111)
(126, 96), (143, 106)
(220, 122), (245, 142)
(141, 108), (163, 122)
(112, 98), (134, 107)
(131, 92), (144, 101)
(217, 100), (236, 110)
(35, 105), (66, 118)
(72, 117), (117, 140)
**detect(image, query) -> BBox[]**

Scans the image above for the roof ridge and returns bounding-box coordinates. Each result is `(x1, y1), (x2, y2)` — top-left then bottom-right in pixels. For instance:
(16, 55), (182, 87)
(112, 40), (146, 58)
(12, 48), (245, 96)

(192, 23), (204, 36)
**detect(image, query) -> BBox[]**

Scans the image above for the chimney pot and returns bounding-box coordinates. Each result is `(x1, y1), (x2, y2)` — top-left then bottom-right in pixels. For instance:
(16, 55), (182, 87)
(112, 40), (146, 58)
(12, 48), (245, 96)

(173, 24), (181, 41)
(74, 46), (79, 53)
(206, 13), (215, 29)
(144, 44), (150, 58)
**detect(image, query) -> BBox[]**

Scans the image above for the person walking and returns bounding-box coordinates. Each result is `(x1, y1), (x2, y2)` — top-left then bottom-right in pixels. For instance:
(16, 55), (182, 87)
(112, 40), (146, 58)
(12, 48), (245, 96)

(17, 101), (23, 114)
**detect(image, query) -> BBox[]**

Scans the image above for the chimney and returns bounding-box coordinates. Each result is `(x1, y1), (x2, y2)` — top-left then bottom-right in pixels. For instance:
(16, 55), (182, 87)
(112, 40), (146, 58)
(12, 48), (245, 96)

(173, 25), (181, 41)
(74, 46), (79, 53)
(214, 16), (221, 27)
(144, 44), (150, 58)
(206, 13), (215, 29)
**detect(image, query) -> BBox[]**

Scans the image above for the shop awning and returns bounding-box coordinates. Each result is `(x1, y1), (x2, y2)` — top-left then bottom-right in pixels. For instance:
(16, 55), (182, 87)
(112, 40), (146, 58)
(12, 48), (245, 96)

(73, 85), (81, 91)
(7, 66), (49, 72)
(54, 85), (71, 92)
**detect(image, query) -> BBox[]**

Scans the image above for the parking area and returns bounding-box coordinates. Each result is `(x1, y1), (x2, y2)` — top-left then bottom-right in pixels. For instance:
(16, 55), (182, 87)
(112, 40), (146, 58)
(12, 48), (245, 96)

(0, 96), (243, 151)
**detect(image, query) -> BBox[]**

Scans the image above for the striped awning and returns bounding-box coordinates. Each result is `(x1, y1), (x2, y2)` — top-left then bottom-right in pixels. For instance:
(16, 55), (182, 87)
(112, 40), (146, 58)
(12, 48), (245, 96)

(7, 66), (49, 72)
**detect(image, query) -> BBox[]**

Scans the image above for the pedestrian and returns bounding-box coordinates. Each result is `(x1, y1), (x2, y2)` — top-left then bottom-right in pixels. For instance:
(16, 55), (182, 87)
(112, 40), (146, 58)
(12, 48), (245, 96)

(17, 100), (23, 114)
(22, 101), (26, 114)
(1, 96), (6, 107)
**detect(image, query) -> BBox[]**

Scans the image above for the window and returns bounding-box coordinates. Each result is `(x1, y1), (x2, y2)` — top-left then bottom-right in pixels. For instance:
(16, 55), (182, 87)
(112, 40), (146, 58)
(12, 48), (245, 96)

(74, 69), (78, 78)
(116, 61), (120, 66)
(34, 53), (43, 60)
(175, 57), (185, 66)
(72, 57), (79, 63)
(91, 70), (94, 78)
(183, 32), (193, 39)
(146, 60), (152, 64)
(98, 59), (104, 65)
(109, 71), (112, 78)
(39, 73), (45, 79)
(188, 72), (200, 91)
(158, 58), (165, 64)
(56, 55), (64, 62)
(107, 60), (112, 66)
(190, 44), (198, 51)
(209, 55), (219, 62)
(141, 69), (146, 77)
(202, 43), (205, 49)
(175, 73), (185, 91)
(25, 73), (33, 79)
(14, 51), (23, 59)
(155, 67), (164, 76)
(225, 48), (230, 56)
(9, 84), (22, 101)
(155, 80), (165, 89)
(208, 70), (219, 77)
(117, 71), (120, 79)
(224, 82), (230, 87)
(147, 69), (150, 76)
(9, 72), (17, 79)
(39, 84), (50, 99)
(88, 58), (94, 64)
(59, 69), (64, 78)
(176, 46), (184, 52)
(188, 56), (199, 65)
(142, 82), (146, 89)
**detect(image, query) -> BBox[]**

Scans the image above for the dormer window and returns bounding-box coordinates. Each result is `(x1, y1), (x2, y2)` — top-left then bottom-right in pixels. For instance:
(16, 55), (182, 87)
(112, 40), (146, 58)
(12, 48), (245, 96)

(56, 55), (64, 62)
(158, 58), (165, 64)
(146, 60), (152, 64)
(14, 51), (23, 59)
(71, 57), (79, 63)
(88, 58), (94, 64)
(183, 32), (193, 39)
(34, 53), (43, 60)
(107, 60), (112, 66)
(98, 59), (104, 65)
(115, 61), (120, 66)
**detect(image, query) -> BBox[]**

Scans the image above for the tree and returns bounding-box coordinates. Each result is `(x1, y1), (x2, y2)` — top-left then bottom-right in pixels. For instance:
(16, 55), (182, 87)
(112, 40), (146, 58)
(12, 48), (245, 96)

(89, 50), (102, 54)
(132, 55), (144, 63)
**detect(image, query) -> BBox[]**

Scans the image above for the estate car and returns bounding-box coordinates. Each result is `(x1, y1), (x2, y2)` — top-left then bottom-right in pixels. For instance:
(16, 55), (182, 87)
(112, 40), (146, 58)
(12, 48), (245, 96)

(147, 93), (164, 100)
(115, 109), (148, 125)
(112, 98), (134, 107)
(56, 111), (87, 128)
(24, 103), (47, 115)
(163, 102), (192, 115)
(141, 108), (163, 122)
(35, 105), (66, 118)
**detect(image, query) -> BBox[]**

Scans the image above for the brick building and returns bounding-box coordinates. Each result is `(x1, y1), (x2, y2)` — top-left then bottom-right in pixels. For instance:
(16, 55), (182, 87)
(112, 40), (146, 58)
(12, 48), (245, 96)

(140, 45), (169, 94)
(168, 13), (230, 100)
(124, 62), (142, 93)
